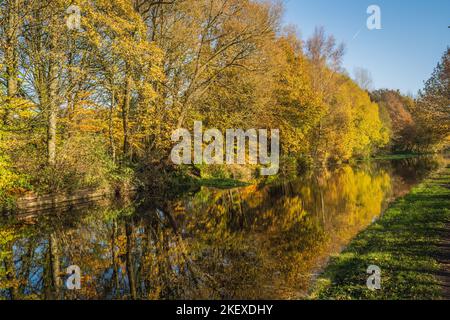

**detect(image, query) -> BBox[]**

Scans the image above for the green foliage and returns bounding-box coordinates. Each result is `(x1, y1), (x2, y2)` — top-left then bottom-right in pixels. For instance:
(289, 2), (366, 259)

(0, 148), (30, 213)
(28, 135), (120, 193)
(193, 178), (250, 189)
(413, 48), (450, 151)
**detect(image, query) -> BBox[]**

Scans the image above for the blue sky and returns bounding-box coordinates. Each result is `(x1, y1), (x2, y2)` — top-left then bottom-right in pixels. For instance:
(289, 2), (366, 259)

(283, 0), (450, 94)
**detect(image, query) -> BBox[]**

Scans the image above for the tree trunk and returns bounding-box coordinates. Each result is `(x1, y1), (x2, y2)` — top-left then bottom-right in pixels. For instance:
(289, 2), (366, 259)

(111, 220), (119, 297)
(3, 0), (20, 124)
(125, 222), (137, 299)
(47, 36), (58, 166)
(4, 242), (19, 299)
(49, 233), (61, 299)
(109, 90), (116, 163)
(122, 73), (132, 160)
(47, 100), (57, 166)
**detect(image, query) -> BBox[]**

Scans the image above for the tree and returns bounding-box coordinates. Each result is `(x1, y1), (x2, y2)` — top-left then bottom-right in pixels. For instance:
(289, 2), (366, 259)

(370, 89), (417, 152)
(0, 0), (433, 197)
(304, 27), (386, 163)
(353, 67), (373, 91)
(304, 26), (346, 163)
(273, 30), (324, 157)
(414, 48), (450, 151)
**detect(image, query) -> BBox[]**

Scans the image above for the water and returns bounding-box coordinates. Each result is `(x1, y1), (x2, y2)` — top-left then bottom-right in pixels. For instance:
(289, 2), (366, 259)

(0, 156), (443, 300)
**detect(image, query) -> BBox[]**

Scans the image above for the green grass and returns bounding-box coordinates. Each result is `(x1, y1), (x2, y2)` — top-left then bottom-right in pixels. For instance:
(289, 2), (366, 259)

(371, 153), (428, 161)
(191, 177), (251, 189)
(311, 163), (450, 300)
(170, 175), (251, 189)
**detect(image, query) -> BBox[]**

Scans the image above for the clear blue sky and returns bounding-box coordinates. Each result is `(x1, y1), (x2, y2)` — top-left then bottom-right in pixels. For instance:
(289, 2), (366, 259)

(283, 0), (450, 94)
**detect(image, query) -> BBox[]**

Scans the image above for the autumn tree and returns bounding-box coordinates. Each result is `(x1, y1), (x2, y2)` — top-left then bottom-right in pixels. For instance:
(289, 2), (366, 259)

(0, 0), (440, 198)
(370, 89), (417, 152)
(304, 27), (387, 163)
(413, 48), (450, 151)
(272, 30), (324, 157)
(353, 67), (373, 91)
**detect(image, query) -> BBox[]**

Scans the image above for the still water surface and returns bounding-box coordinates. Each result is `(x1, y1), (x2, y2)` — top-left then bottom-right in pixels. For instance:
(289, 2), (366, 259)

(0, 157), (443, 299)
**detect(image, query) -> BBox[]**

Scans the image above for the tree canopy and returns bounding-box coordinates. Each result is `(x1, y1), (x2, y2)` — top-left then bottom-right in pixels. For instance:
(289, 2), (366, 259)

(0, 0), (448, 200)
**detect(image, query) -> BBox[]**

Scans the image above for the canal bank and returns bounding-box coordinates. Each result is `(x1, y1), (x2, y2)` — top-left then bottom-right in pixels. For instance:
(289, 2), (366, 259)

(311, 161), (450, 300)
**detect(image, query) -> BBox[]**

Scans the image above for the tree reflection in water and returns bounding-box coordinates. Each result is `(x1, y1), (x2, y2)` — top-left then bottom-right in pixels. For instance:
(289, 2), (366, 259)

(0, 157), (442, 300)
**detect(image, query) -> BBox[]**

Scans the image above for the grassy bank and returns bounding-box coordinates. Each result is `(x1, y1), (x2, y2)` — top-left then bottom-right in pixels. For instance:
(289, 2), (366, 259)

(311, 162), (450, 300)
(371, 152), (428, 161)
(192, 178), (250, 188)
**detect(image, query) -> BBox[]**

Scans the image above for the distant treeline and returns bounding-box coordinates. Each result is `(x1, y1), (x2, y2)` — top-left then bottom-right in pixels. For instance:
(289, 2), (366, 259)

(0, 0), (448, 198)
(371, 50), (449, 154)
